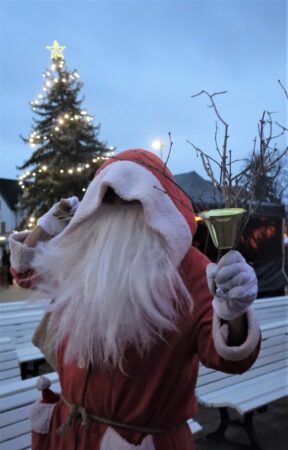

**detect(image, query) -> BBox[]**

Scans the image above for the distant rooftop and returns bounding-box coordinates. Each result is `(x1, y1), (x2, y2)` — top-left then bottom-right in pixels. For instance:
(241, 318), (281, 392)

(175, 170), (221, 210)
(175, 171), (285, 218)
(0, 178), (21, 211)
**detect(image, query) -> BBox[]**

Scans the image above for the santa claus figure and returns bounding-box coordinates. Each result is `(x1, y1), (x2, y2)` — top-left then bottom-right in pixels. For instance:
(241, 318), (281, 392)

(9, 149), (260, 450)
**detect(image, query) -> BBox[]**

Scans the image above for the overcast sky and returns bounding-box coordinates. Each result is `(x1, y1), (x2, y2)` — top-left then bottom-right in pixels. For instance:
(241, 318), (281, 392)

(0, 0), (286, 181)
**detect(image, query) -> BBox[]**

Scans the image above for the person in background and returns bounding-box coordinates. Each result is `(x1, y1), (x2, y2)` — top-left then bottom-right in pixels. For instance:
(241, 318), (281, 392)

(1, 248), (13, 286)
(9, 149), (260, 450)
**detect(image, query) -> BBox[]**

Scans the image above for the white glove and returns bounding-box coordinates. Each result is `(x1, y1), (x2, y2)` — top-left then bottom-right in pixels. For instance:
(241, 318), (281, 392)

(206, 250), (258, 320)
(37, 196), (79, 236)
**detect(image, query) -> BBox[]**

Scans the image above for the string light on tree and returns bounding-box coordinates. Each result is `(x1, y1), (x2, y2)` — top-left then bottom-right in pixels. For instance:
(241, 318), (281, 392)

(17, 41), (112, 227)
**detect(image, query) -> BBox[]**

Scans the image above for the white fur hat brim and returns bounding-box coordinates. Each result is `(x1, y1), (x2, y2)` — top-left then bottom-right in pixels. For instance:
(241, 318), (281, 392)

(61, 160), (192, 267)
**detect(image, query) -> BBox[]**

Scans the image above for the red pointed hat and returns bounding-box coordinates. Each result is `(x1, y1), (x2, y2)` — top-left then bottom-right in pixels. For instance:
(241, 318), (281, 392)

(60, 149), (197, 267)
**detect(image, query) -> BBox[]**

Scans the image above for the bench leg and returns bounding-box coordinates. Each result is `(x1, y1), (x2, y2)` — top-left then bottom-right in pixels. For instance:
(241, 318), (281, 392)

(207, 407), (230, 442)
(207, 408), (262, 450)
(242, 412), (262, 450)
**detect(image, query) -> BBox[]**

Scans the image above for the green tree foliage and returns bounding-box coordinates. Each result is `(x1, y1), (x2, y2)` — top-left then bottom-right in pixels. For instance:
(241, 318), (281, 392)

(18, 52), (112, 229)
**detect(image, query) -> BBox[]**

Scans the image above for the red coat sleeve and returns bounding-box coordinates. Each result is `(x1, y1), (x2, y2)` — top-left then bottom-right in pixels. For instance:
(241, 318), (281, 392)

(181, 247), (261, 374)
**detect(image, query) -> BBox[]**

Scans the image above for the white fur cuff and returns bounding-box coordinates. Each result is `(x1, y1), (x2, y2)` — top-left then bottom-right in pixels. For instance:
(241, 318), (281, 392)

(212, 307), (260, 361)
(30, 400), (56, 434)
(100, 427), (155, 450)
(9, 232), (36, 272)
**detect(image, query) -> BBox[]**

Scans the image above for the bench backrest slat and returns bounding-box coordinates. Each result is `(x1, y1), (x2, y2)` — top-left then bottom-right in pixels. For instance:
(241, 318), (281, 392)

(0, 337), (21, 385)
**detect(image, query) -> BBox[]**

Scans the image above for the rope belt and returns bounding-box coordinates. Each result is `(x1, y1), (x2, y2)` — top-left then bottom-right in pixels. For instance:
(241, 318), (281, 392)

(57, 394), (185, 436)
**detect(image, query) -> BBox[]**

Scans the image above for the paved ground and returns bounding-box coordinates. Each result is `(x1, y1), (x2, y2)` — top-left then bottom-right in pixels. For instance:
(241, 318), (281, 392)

(1, 284), (288, 450)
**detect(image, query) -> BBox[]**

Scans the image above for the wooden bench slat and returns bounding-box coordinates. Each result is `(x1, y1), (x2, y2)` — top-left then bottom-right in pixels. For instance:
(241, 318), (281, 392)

(197, 359), (288, 395)
(187, 418), (202, 434)
(0, 368), (21, 382)
(0, 419), (31, 443)
(0, 350), (19, 365)
(237, 385), (288, 413)
(0, 404), (31, 427)
(199, 368), (288, 414)
(0, 373), (59, 397)
(0, 431), (31, 450)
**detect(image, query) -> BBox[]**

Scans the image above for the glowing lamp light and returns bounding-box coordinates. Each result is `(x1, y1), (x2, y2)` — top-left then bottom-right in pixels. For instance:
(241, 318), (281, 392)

(60, 169), (64, 173)
(42, 165), (48, 171)
(85, 164), (90, 168)
(82, 188), (86, 192)
(68, 169), (73, 174)
(151, 139), (164, 159)
(151, 139), (164, 151)
(195, 216), (203, 222)
(77, 167), (82, 172)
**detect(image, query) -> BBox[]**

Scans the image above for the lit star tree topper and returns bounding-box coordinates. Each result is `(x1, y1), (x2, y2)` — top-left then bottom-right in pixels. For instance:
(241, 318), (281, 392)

(46, 40), (66, 60)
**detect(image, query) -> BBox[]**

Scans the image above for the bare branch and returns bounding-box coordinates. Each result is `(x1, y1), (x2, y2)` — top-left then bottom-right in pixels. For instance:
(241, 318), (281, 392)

(163, 132), (173, 175)
(186, 140), (222, 168)
(278, 79), (288, 99)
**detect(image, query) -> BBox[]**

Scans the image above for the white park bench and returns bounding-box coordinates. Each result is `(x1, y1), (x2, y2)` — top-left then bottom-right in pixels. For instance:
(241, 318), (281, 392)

(0, 310), (46, 377)
(253, 295), (288, 324)
(0, 299), (48, 311)
(0, 373), (60, 450)
(196, 296), (288, 449)
(0, 337), (22, 385)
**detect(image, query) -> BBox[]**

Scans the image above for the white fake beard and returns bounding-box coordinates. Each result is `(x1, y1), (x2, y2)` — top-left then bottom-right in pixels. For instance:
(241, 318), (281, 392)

(33, 203), (193, 368)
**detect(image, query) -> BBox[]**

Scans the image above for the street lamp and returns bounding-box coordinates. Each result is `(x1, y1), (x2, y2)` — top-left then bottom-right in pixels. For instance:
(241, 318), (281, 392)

(151, 139), (164, 159)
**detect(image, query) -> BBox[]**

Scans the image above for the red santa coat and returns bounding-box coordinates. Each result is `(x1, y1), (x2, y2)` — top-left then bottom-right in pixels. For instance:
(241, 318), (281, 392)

(10, 149), (261, 450)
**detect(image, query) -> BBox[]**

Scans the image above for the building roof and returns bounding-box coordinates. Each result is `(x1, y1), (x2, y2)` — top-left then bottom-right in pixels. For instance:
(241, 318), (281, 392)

(0, 178), (21, 211)
(175, 171), (286, 218)
(175, 170), (222, 210)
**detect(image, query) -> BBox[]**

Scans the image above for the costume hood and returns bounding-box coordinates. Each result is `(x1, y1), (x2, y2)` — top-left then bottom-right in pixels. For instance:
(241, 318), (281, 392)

(60, 149), (197, 267)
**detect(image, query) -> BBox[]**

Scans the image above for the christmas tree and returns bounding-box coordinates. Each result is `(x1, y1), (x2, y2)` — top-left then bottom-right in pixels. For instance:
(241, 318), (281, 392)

(18, 40), (113, 229)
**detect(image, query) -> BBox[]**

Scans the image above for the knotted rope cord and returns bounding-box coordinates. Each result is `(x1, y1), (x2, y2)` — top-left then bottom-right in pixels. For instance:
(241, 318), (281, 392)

(57, 394), (185, 435)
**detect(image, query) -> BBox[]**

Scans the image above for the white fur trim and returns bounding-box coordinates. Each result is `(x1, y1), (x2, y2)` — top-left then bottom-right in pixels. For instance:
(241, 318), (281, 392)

(61, 160), (192, 267)
(212, 307), (260, 361)
(9, 232), (36, 272)
(100, 426), (155, 450)
(37, 375), (51, 390)
(30, 400), (56, 434)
